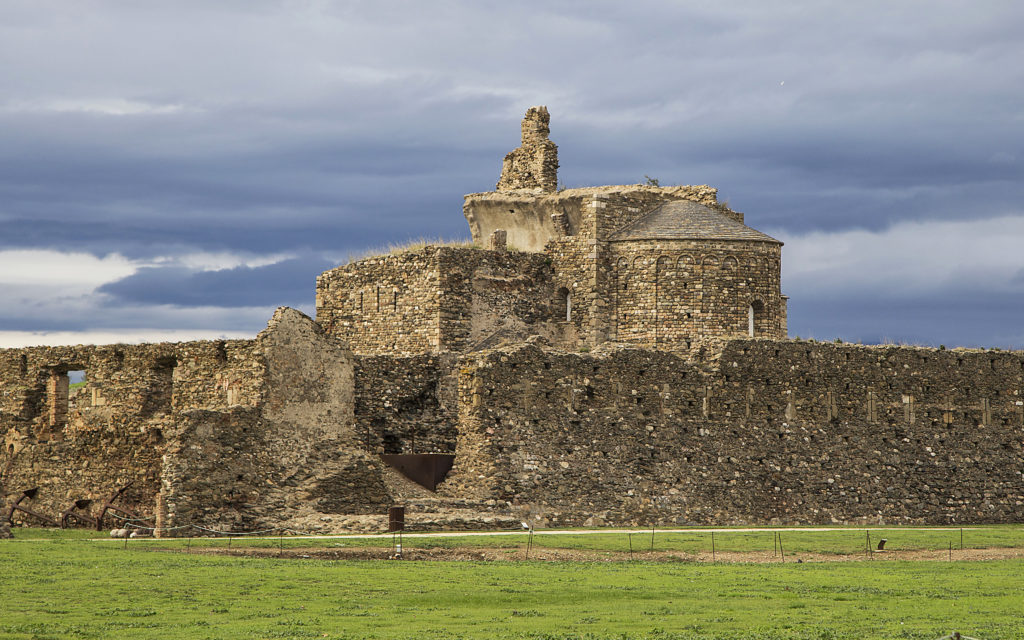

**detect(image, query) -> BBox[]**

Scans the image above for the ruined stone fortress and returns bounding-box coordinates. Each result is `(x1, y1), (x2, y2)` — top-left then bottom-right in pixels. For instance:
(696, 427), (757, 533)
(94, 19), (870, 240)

(1, 107), (1021, 537)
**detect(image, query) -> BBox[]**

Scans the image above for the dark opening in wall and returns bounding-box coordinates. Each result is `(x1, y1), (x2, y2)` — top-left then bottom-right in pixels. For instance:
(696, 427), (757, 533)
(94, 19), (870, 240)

(19, 354), (27, 375)
(48, 367), (85, 431)
(141, 357), (176, 418)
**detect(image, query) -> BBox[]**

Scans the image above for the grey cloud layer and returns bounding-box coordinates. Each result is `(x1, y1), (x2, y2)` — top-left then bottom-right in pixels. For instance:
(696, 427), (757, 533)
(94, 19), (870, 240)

(1, 1), (1022, 345)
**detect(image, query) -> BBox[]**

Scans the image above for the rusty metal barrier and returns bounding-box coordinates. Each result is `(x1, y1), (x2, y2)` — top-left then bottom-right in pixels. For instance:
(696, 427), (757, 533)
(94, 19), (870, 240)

(380, 454), (455, 491)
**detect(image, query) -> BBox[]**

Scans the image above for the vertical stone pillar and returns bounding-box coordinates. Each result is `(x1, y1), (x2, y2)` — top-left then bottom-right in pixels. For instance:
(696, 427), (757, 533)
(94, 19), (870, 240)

(0, 483), (11, 538)
(488, 229), (507, 252)
(496, 106), (559, 193)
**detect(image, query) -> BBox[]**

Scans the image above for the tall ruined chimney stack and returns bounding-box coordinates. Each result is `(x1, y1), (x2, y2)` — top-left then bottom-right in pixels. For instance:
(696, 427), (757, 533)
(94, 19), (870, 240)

(496, 106), (559, 193)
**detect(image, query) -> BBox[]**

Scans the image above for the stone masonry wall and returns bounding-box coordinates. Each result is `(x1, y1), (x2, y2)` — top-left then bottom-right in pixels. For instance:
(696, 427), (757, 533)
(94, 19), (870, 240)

(354, 354), (459, 454)
(610, 240), (784, 348)
(316, 250), (442, 354)
(435, 247), (563, 352)
(159, 308), (391, 533)
(445, 341), (1024, 526)
(496, 106), (558, 193)
(317, 246), (569, 355)
(0, 342), (186, 524)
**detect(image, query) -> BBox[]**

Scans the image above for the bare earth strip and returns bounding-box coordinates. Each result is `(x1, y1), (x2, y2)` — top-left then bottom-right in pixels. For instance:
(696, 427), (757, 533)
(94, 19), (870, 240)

(181, 545), (1024, 563)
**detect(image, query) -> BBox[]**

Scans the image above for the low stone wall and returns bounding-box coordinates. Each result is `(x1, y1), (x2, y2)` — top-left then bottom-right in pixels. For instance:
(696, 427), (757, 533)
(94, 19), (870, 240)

(447, 341), (1024, 526)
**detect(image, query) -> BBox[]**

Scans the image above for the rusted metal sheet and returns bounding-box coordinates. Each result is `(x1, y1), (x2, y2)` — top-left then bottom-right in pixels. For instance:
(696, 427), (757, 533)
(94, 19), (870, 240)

(380, 454), (455, 492)
(388, 505), (405, 532)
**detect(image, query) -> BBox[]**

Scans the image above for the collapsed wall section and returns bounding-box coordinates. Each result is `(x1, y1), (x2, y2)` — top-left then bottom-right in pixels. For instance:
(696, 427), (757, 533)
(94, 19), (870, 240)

(447, 341), (1024, 526)
(159, 307), (390, 534)
(0, 342), (186, 523)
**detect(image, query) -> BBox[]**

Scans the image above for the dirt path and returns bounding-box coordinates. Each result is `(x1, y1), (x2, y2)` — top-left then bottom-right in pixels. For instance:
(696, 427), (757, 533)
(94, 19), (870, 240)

(186, 545), (1024, 564)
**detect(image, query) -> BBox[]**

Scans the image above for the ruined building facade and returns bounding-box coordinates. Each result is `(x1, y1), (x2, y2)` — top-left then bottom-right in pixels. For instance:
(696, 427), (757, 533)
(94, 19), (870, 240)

(1, 109), (1021, 537)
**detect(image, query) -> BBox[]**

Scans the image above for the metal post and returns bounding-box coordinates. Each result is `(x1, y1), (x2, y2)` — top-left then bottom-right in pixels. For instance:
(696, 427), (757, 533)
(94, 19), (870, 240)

(778, 532), (784, 562)
(628, 533), (634, 561)
(711, 531), (716, 562)
(651, 524), (655, 552)
(773, 531), (778, 557)
(949, 540), (952, 562)
(960, 528), (963, 550)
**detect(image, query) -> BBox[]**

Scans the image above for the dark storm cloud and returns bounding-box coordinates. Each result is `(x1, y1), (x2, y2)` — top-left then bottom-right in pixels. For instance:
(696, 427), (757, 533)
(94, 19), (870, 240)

(2, 1), (1023, 345)
(97, 255), (335, 308)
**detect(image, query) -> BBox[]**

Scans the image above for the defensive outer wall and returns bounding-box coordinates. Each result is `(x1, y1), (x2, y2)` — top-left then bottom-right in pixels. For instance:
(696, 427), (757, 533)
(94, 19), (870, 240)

(3, 326), (1023, 534)
(1, 108), (1022, 536)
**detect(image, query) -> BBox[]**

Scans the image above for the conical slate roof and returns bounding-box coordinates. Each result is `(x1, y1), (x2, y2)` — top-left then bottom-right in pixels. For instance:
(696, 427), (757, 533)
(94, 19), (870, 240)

(609, 200), (781, 244)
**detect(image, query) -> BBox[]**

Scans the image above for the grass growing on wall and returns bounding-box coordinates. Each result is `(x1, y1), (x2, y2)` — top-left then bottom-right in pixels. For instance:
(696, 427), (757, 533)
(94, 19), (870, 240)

(2, 529), (1023, 639)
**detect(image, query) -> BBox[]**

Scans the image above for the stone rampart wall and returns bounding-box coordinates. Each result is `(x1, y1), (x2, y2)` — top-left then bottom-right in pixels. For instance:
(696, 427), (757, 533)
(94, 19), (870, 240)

(316, 251), (442, 354)
(436, 247), (560, 351)
(0, 341), (210, 523)
(447, 341), (1024, 526)
(317, 246), (567, 354)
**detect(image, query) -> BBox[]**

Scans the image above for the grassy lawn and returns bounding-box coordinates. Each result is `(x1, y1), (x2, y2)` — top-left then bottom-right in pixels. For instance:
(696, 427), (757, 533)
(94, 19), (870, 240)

(2, 529), (1022, 639)
(10, 524), (1015, 556)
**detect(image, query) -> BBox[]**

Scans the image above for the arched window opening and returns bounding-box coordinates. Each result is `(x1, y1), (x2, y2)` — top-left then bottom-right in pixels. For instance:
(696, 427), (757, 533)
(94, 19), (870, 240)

(557, 287), (571, 322)
(748, 300), (766, 337)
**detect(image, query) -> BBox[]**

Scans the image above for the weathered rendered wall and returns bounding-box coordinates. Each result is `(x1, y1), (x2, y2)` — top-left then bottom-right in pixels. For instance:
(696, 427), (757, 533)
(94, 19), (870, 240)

(464, 185), (721, 254)
(445, 341), (1024, 527)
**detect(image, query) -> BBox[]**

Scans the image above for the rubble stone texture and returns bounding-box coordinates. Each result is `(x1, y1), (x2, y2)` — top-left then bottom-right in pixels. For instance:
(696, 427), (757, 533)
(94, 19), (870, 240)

(496, 106), (559, 193)
(0, 484), (10, 538)
(1, 107), (1022, 534)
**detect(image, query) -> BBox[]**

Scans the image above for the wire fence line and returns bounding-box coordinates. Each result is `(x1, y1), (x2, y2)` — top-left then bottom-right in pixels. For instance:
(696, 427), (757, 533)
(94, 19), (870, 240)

(90, 511), (1017, 564)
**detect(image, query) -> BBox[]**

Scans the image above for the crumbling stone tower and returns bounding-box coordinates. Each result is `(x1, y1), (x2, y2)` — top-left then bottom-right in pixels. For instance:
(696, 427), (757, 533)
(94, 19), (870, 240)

(320, 107), (786, 356)
(496, 106), (559, 193)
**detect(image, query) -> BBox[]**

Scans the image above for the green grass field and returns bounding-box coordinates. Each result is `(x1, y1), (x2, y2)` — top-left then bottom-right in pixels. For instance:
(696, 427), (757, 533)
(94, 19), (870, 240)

(2, 528), (1022, 639)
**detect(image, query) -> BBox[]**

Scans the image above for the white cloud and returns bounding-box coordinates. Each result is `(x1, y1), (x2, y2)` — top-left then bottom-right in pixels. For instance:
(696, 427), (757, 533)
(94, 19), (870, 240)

(0, 250), (136, 289)
(2, 98), (195, 116)
(776, 214), (1024, 296)
(0, 329), (255, 348)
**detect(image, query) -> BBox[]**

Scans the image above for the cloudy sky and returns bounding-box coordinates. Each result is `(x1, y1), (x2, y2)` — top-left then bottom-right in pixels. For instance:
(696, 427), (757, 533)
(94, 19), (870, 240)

(1, 1), (1022, 348)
